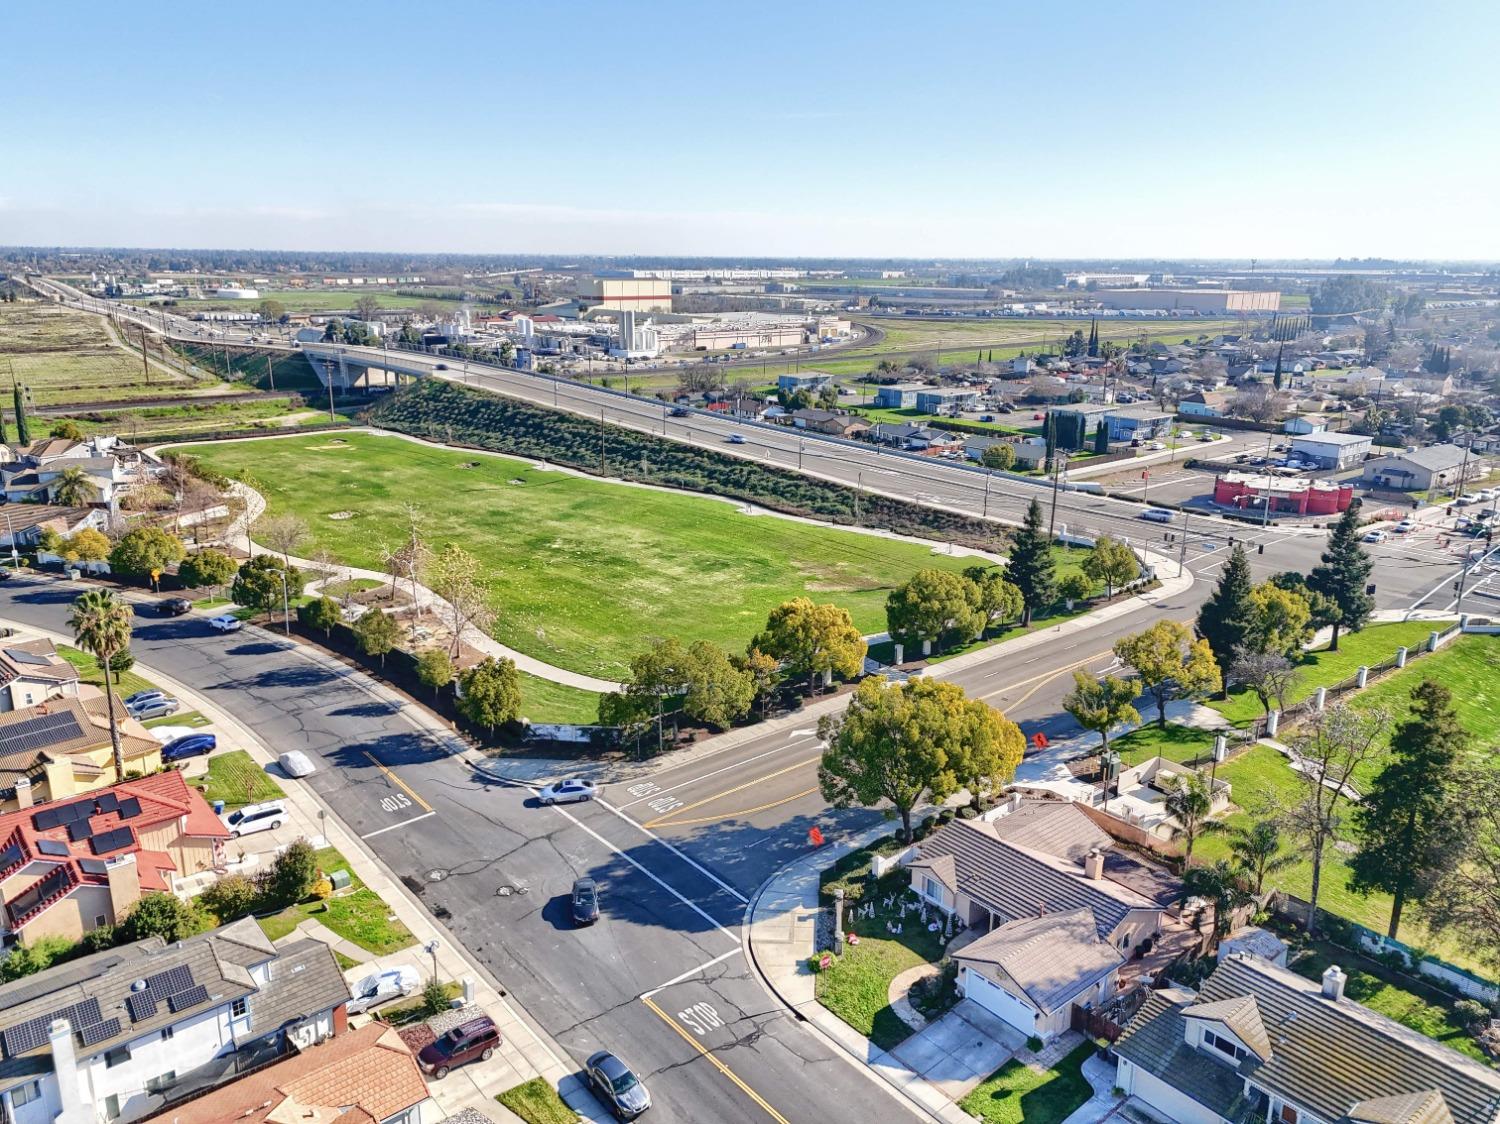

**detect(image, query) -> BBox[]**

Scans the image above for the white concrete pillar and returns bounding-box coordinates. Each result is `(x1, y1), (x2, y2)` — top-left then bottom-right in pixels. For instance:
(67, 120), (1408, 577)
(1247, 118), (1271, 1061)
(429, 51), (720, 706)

(1356, 666), (1369, 688)
(1314, 687), (1327, 711)
(893, 643), (904, 665)
(921, 638), (932, 657)
(833, 888), (845, 955)
(1395, 647), (1408, 668)
(1427, 631), (1439, 652)
(823, 668), (833, 688)
(1266, 710), (1280, 737)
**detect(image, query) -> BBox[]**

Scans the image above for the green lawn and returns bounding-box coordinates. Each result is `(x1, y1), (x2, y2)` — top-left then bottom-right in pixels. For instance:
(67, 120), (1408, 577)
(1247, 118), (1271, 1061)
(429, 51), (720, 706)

(496, 1079), (580, 1124)
(1113, 721), (1219, 767)
(181, 434), (997, 678)
(959, 1042), (1096, 1124)
(192, 750), (285, 809)
(143, 710), (211, 730)
(517, 672), (603, 725)
(58, 646), (157, 699)
(256, 846), (416, 954)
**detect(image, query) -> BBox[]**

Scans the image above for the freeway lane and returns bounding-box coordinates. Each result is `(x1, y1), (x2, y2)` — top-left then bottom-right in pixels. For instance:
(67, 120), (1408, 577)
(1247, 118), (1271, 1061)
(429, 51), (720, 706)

(0, 579), (922, 1124)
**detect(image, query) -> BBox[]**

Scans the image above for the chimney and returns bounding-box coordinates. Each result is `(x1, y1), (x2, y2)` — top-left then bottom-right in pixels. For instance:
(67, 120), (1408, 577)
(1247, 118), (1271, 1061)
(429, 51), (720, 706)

(105, 853), (141, 922)
(14, 777), (34, 809)
(49, 1019), (91, 1124)
(1322, 964), (1347, 1002)
(1084, 848), (1105, 881)
(1009, 792), (1024, 813)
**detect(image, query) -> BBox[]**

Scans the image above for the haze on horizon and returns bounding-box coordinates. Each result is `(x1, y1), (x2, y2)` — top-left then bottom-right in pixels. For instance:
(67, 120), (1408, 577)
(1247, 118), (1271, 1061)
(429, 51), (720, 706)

(3, 0), (1497, 261)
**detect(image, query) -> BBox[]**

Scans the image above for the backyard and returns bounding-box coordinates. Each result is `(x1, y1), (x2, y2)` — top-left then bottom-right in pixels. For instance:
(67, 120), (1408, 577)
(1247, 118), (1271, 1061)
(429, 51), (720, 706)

(180, 433), (1001, 679)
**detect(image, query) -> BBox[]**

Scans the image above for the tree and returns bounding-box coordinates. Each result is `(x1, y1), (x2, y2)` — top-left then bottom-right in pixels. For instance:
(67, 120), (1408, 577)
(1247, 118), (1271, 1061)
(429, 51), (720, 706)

(232, 554), (303, 624)
(1307, 501), (1374, 651)
(198, 873), (260, 924)
(981, 443), (1015, 471)
(68, 589), (131, 779)
(951, 694), (1026, 810)
(13, 381), (29, 446)
(751, 598), (866, 693)
(1163, 772), (1221, 864)
(1227, 820), (1295, 898)
(886, 569), (985, 653)
(1182, 860), (1250, 939)
(256, 297), (286, 323)
(62, 527), (111, 563)
(354, 295), (381, 323)
(1310, 275), (1387, 317)
(108, 526), (185, 584)
(816, 384), (839, 410)
(50, 466), (96, 507)
(1421, 762), (1500, 966)
(1197, 545), (1256, 692)
(122, 893), (203, 944)
(424, 543), (494, 658)
(732, 648), (780, 718)
(1006, 499), (1056, 626)
(49, 419), (85, 441)
(255, 512), (308, 566)
(178, 548), (237, 596)
(1114, 621), (1222, 727)
(1349, 681), (1470, 938)
(682, 640), (755, 730)
(416, 648), (454, 700)
(1249, 582), (1313, 658)
(1058, 571), (1093, 607)
(297, 595), (340, 637)
(1228, 646), (1299, 714)
(257, 839), (318, 908)
(1282, 704), (1389, 935)
(1062, 671), (1139, 754)
(963, 566), (1022, 632)
(353, 606), (400, 665)
(457, 657), (522, 732)
(1093, 420), (1110, 455)
(1082, 536), (1139, 599)
(0, 935), (78, 982)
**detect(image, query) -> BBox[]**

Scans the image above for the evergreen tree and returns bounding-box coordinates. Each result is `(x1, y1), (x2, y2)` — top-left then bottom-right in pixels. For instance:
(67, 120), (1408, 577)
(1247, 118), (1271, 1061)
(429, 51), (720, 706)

(1093, 419), (1109, 455)
(1197, 544), (1256, 695)
(0, 407), (8, 445)
(12, 382), (29, 447)
(1307, 500), (1374, 651)
(1273, 343), (1284, 391)
(1086, 318), (1099, 358)
(1006, 499), (1056, 626)
(1349, 681), (1470, 938)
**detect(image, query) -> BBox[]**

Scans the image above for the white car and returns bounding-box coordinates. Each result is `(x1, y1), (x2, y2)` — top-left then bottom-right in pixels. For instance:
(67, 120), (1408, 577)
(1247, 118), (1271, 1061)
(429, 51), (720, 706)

(221, 801), (287, 838)
(1140, 509), (1175, 524)
(1362, 530), (1388, 543)
(1394, 520), (1416, 533)
(149, 725), (198, 746)
(209, 615), (243, 633)
(346, 966), (420, 1015)
(278, 750), (317, 778)
(537, 778), (599, 805)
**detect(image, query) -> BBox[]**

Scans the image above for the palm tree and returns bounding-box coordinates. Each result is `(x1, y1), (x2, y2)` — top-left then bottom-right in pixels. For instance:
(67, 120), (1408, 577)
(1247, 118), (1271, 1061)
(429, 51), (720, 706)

(1227, 820), (1295, 898)
(1163, 771), (1222, 865)
(1182, 860), (1252, 940)
(51, 467), (96, 508)
(68, 590), (132, 781)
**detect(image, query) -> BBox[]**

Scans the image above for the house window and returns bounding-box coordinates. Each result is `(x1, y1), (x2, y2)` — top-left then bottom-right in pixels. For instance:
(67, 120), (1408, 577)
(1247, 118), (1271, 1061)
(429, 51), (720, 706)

(1279, 1106), (1299, 1124)
(105, 1094), (121, 1120)
(104, 1044), (131, 1069)
(12, 1081), (41, 1107)
(231, 997), (249, 1019)
(160, 1026), (174, 1041)
(1205, 1031), (1245, 1061)
(95, 915), (109, 929)
(146, 1072), (176, 1095)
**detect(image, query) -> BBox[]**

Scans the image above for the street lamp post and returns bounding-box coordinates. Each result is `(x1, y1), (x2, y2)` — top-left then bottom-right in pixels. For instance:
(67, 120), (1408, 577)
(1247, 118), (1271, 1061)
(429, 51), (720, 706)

(277, 570), (291, 636)
(424, 939), (441, 986)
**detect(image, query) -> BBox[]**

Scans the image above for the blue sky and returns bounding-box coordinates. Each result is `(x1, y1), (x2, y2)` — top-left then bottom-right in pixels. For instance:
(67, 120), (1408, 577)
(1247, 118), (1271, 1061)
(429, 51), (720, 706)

(3, 0), (1497, 259)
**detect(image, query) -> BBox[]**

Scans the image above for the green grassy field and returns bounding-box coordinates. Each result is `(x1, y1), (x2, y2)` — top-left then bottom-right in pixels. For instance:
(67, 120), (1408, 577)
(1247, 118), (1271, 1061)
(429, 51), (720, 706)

(59, 396), (322, 439)
(192, 750), (286, 809)
(516, 672), (603, 724)
(256, 846), (415, 953)
(181, 434), (996, 678)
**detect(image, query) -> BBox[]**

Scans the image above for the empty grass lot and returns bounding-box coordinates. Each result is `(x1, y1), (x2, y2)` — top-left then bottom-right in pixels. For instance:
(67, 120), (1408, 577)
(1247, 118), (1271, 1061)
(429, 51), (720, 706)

(959, 1041), (1096, 1124)
(181, 434), (997, 679)
(256, 846), (416, 954)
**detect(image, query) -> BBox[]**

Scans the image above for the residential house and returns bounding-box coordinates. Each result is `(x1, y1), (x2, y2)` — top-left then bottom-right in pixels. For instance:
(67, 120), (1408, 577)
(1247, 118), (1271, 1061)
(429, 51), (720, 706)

(141, 1022), (439, 1124)
(1106, 407), (1174, 443)
(727, 397), (773, 421)
(0, 437), (159, 507)
(0, 641), (81, 714)
(868, 422), (959, 452)
(914, 387), (980, 415)
(1010, 438), (1050, 470)
(1114, 952), (1500, 1124)
(1, 770), (228, 945)
(904, 800), (1185, 1041)
(776, 371), (833, 396)
(1177, 391), (1233, 418)
(872, 382), (931, 409)
(1283, 415), (1329, 436)
(1362, 445), (1470, 493)
(0, 506), (108, 552)
(0, 690), (164, 812)
(789, 409), (870, 438)
(0, 916), (350, 1124)
(963, 436), (1012, 464)
(1047, 404), (1113, 449)
(1386, 369), (1454, 398)
(1026, 376), (1075, 404)
(1289, 431), (1373, 470)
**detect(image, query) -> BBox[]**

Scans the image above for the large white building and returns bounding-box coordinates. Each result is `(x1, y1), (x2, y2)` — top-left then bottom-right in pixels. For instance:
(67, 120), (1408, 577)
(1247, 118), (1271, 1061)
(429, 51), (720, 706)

(578, 274), (673, 312)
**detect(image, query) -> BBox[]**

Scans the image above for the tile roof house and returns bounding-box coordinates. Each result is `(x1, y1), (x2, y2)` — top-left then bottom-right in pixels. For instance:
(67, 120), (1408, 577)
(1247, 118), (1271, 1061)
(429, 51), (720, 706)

(0, 506), (108, 552)
(0, 640), (81, 714)
(1114, 953), (1500, 1124)
(0, 435), (160, 506)
(141, 1022), (439, 1124)
(0, 917), (350, 1124)
(0, 770), (228, 946)
(905, 800), (1184, 1041)
(0, 688), (165, 812)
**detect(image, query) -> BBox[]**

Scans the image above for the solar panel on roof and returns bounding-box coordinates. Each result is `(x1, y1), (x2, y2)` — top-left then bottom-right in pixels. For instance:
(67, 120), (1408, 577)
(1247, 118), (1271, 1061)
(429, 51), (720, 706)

(89, 827), (133, 855)
(67, 819), (94, 842)
(58, 800), (90, 825)
(145, 965), (193, 1000)
(30, 806), (60, 832)
(4, 647), (52, 667)
(0, 712), (84, 758)
(76, 1019), (120, 1048)
(117, 797), (142, 820)
(78, 858), (108, 875)
(94, 793), (119, 814)
(0, 837), (22, 871)
(34, 839), (69, 857)
(0, 999), (99, 1059)
(126, 992), (157, 1023)
(3, 867), (71, 922)
(166, 985), (208, 1013)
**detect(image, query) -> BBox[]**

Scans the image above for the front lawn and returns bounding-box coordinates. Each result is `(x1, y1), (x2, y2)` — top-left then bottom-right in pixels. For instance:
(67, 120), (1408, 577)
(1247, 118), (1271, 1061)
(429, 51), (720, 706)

(256, 846), (416, 954)
(192, 750), (286, 809)
(959, 1041), (1096, 1124)
(497, 1079), (580, 1124)
(1112, 722), (1217, 767)
(58, 645), (157, 699)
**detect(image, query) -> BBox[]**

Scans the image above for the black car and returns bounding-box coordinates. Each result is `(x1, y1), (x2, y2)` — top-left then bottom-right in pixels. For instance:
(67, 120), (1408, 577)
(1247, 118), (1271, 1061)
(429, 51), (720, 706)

(158, 597), (193, 616)
(572, 877), (599, 926)
(586, 1050), (650, 1119)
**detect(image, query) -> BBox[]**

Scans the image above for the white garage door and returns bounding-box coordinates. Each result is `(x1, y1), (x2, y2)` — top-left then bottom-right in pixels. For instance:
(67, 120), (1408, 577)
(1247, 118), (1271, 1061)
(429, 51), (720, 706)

(962, 967), (1037, 1036)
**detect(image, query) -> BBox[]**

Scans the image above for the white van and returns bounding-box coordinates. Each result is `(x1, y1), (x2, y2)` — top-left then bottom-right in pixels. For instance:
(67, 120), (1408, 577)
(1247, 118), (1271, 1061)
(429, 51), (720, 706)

(1140, 509), (1175, 524)
(221, 801), (287, 838)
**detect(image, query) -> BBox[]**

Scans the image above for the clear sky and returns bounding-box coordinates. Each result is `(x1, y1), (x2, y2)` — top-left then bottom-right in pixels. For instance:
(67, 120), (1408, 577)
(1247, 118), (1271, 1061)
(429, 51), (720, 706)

(3, 0), (1497, 260)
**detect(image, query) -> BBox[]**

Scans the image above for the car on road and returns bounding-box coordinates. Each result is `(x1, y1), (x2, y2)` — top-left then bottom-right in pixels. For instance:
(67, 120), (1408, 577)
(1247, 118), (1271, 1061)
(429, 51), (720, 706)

(1394, 519), (1416, 533)
(726, 434), (746, 444)
(669, 406), (690, 417)
(586, 1050), (651, 1120)
(434, 363), (448, 371)
(0, 570), (12, 582)
(208, 614), (242, 633)
(538, 778), (598, 805)
(162, 733), (216, 762)
(1147, 441), (1166, 450)
(157, 597), (193, 616)
(1458, 494), (1485, 507)
(997, 403), (1016, 413)
(278, 750), (317, 778)
(128, 697), (181, 721)
(572, 877), (600, 926)
(221, 800), (287, 838)
(417, 1015), (500, 1080)
(1362, 530), (1388, 543)
(346, 966), (420, 1014)
(1140, 509), (1175, 524)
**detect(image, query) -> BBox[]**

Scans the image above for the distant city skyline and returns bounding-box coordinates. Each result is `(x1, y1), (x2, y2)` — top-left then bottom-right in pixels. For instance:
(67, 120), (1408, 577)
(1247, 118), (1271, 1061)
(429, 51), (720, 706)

(4, 0), (1497, 259)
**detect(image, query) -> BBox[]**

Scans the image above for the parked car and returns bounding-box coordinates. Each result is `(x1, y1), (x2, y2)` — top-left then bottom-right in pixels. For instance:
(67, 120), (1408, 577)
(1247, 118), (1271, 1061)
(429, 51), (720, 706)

(417, 1015), (501, 1080)
(221, 800), (287, 838)
(208, 615), (242, 633)
(1140, 509), (1175, 524)
(346, 966), (420, 1015)
(586, 1050), (651, 1120)
(997, 403), (1016, 414)
(149, 725), (197, 746)
(1362, 530), (1388, 543)
(162, 733), (216, 762)
(124, 690), (168, 710)
(538, 778), (599, 805)
(278, 750), (317, 777)
(434, 363), (448, 371)
(572, 877), (600, 926)
(129, 697), (181, 721)
(158, 597), (192, 616)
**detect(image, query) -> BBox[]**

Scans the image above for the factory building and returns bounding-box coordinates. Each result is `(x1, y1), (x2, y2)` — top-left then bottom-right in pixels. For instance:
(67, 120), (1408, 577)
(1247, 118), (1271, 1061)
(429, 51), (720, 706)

(1091, 289), (1281, 313)
(578, 273), (674, 312)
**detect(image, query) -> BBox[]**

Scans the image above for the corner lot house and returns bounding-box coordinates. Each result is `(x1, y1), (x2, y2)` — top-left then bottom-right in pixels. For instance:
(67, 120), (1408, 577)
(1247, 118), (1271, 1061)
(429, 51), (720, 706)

(0, 690), (164, 811)
(1362, 445), (1469, 493)
(776, 371), (833, 395)
(1107, 407), (1174, 443)
(1177, 391), (1233, 418)
(0, 917), (350, 1124)
(0, 641), (81, 713)
(1289, 431), (1373, 470)
(1115, 952), (1500, 1124)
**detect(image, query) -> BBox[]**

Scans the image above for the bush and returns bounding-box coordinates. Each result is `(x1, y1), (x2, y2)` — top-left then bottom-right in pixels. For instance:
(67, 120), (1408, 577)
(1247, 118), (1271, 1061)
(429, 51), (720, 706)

(1027, 1035), (1044, 1052)
(257, 839), (318, 908)
(423, 978), (451, 1015)
(1453, 998), (1489, 1028)
(807, 951), (839, 974)
(311, 877), (334, 901)
(123, 893), (204, 943)
(78, 925), (117, 954)
(199, 874), (261, 923)
(0, 936), (79, 982)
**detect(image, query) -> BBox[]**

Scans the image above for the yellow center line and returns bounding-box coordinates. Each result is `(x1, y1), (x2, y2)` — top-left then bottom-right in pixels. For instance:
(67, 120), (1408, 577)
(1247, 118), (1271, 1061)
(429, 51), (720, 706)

(648, 787), (823, 829)
(363, 751), (434, 812)
(976, 648), (1116, 704)
(641, 995), (790, 1124)
(642, 757), (821, 828)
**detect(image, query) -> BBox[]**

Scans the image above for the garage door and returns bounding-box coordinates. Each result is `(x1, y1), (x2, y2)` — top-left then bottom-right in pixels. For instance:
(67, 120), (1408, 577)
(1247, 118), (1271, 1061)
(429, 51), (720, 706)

(962, 967), (1037, 1037)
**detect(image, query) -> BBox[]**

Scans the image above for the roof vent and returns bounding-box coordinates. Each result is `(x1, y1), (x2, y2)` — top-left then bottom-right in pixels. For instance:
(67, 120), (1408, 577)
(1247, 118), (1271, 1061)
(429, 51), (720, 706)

(1322, 964), (1347, 1002)
(130, 979), (147, 992)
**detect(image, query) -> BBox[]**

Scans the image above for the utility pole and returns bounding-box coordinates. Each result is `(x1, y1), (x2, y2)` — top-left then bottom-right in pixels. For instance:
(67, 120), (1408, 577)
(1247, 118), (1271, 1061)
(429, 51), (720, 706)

(1046, 414), (1063, 539)
(1178, 507), (1192, 577)
(327, 351), (338, 422)
(266, 353), (276, 392)
(138, 326), (150, 385)
(600, 409), (607, 473)
(853, 471), (862, 522)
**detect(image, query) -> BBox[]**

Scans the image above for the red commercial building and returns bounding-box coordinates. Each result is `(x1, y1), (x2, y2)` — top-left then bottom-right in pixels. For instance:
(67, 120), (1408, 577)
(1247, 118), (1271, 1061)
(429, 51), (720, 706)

(1213, 472), (1353, 516)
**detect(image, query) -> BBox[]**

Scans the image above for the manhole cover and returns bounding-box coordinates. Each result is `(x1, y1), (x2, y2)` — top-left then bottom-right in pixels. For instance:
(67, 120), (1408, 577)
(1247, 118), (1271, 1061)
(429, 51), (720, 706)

(426, 869), (448, 883)
(494, 884), (530, 897)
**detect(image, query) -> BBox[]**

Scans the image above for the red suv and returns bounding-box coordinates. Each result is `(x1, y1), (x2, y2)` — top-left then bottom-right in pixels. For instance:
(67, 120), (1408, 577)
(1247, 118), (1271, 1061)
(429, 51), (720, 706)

(417, 1015), (501, 1079)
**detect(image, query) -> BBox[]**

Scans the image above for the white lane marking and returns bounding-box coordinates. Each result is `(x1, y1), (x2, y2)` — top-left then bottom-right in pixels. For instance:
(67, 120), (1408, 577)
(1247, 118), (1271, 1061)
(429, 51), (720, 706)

(595, 798), (751, 905)
(361, 811), (436, 839)
(614, 744), (802, 810)
(640, 948), (744, 1000)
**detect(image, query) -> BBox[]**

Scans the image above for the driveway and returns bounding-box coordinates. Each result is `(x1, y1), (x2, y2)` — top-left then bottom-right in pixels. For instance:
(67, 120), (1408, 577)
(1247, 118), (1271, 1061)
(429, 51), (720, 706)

(885, 999), (1025, 1102)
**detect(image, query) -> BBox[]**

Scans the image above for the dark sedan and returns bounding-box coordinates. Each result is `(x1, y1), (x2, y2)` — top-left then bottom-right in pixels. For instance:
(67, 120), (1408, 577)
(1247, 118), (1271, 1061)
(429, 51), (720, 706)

(571, 877), (599, 926)
(162, 733), (217, 763)
(586, 1050), (650, 1119)
(158, 597), (193, 616)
